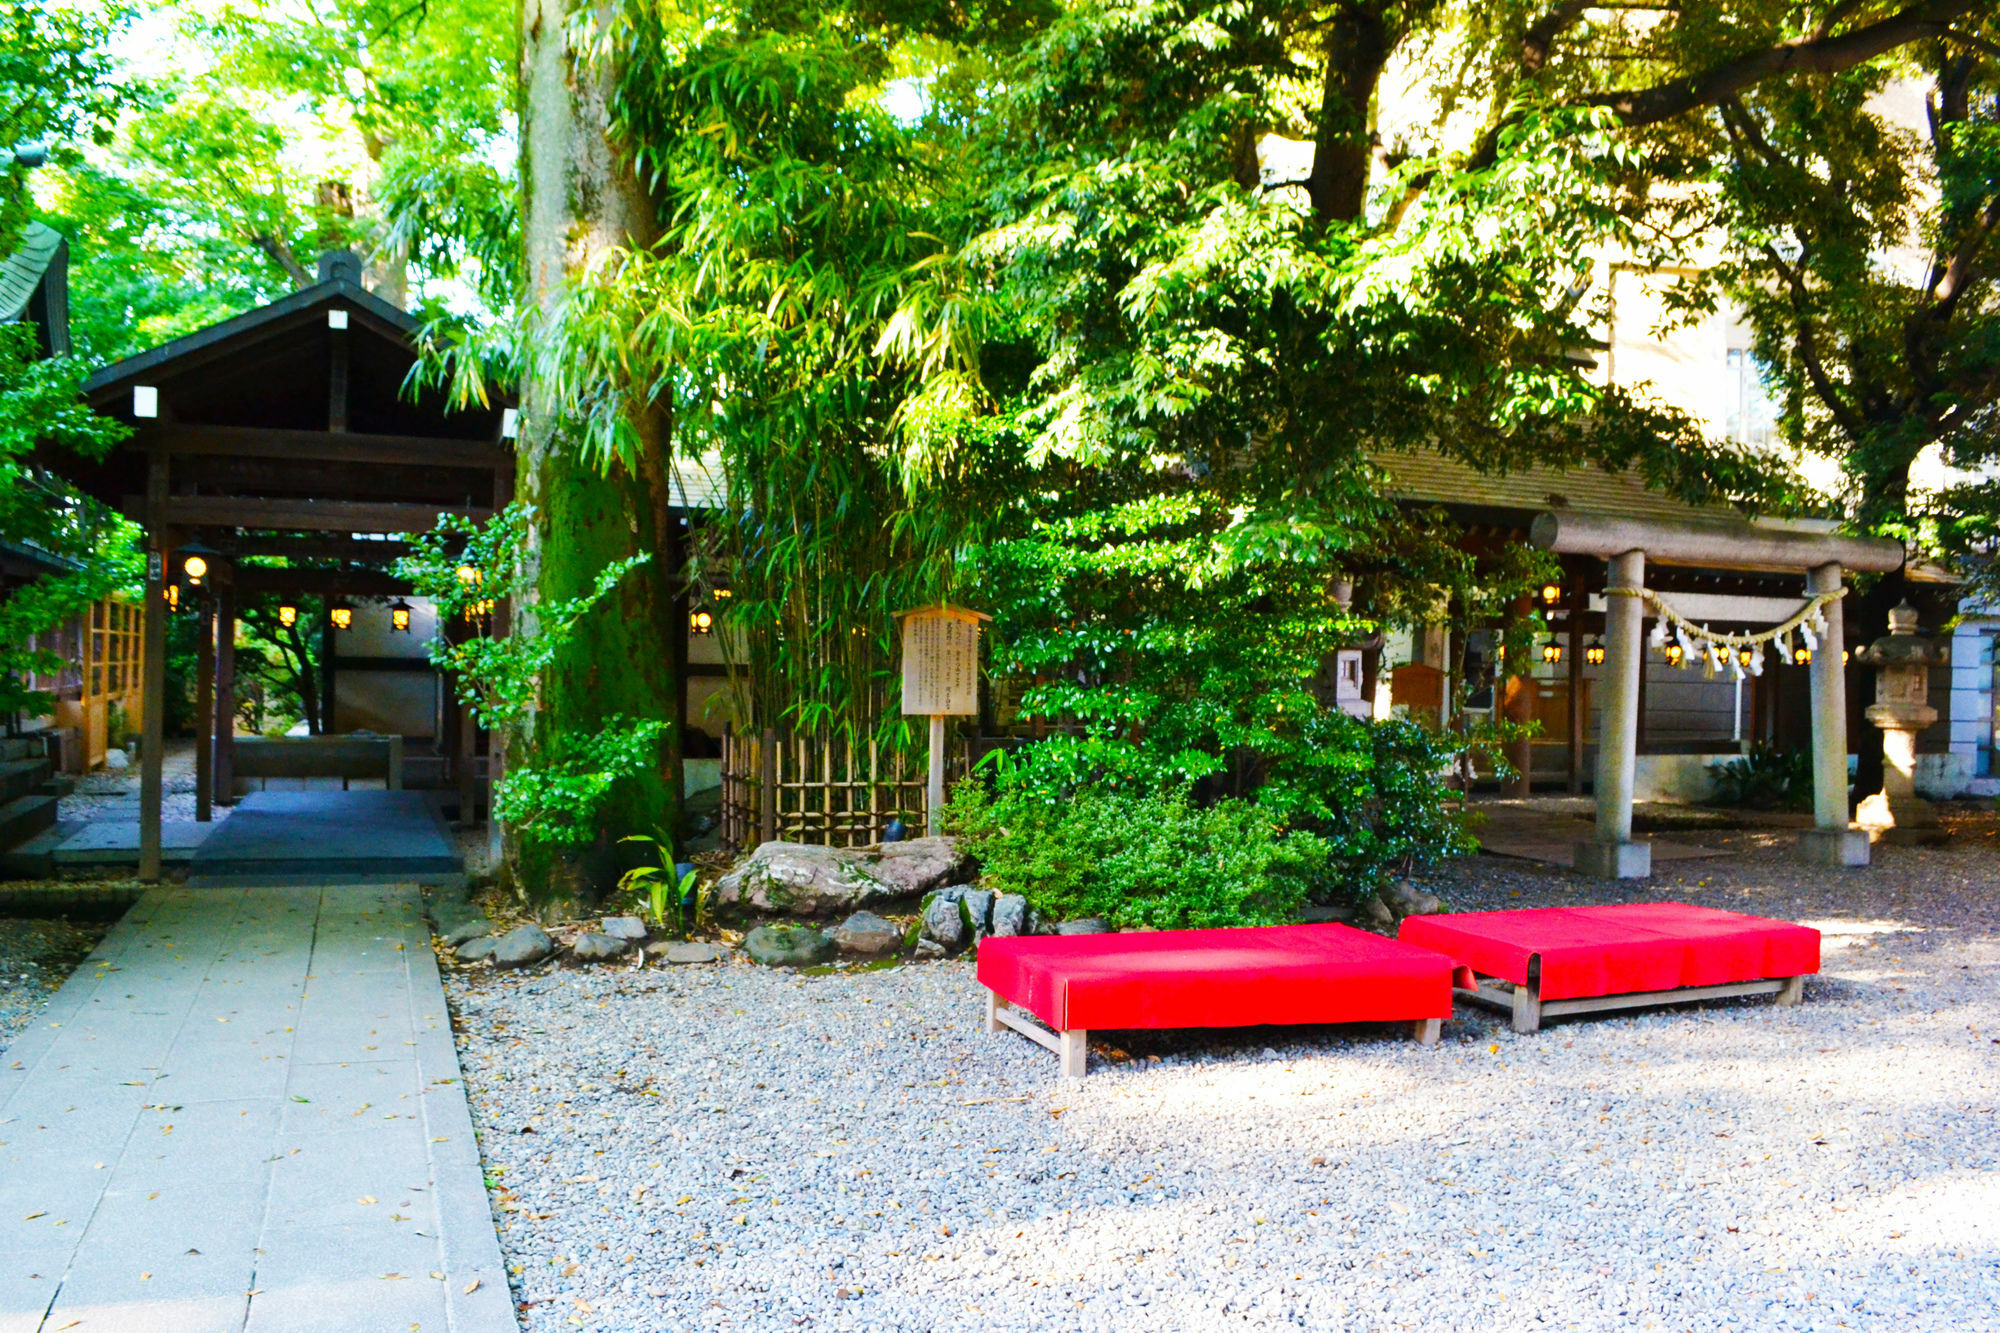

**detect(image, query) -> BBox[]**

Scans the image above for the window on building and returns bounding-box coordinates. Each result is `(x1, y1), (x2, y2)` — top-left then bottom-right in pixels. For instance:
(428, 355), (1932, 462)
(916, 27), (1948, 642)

(1724, 346), (1778, 449)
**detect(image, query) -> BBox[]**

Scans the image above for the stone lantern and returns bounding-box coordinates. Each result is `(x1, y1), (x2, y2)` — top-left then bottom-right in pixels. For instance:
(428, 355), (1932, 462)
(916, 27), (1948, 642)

(1852, 601), (1950, 844)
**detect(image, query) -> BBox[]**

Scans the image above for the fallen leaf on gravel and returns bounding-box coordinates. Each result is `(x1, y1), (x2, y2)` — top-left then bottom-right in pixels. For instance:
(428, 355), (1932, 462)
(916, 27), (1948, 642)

(463, 1278), (481, 1294)
(380, 1273), (407, 1280)
(429, 1271), (444, 1280)
(23, 1211), (43, 1220)
(358, 1196), (377, 1205)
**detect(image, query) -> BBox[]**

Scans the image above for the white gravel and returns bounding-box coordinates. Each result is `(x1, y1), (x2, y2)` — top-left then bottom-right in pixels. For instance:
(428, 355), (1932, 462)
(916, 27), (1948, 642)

(448, 839), (2000, 1332)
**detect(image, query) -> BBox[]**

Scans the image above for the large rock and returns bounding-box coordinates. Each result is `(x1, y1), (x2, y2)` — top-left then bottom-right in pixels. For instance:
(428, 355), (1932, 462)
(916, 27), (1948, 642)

(962, 889), (995, 942)
(601, 916), (649, 941)
(456, 936), (497, 962)
(569, 932), (633, 963)
(920, 888), (969, 953)
(440, 916), (496, 948)
(831, 911), (902, 957)
(491, 924), (556, 969)
(709, 837), (970, 921)
(651, 941), (727, 965)
(990, 894), (1028, 938)
(1384, 880), (1444, 918)
(710, 843), (900, 921)
(1055, 918), (1108, 935)
(859, 837), (968, 897)
(744, 924), (836, 968)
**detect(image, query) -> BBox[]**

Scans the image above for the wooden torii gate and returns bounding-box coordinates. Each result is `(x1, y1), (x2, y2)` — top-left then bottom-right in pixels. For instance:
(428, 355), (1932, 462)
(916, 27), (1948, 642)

(1531, 513), (1905, 879)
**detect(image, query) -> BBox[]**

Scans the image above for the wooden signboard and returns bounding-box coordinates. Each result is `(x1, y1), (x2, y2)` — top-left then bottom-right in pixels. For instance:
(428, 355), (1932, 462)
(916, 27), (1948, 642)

(900, 605), (986, 717)
(897, 603), (990, 835)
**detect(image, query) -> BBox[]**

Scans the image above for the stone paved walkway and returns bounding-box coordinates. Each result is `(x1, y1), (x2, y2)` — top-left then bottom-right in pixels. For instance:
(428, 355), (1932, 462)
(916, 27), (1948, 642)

(0, 885), (515, 1333)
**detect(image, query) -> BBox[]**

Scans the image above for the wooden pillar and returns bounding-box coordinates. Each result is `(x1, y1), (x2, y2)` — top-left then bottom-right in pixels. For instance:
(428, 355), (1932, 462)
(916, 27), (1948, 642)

(1566, 568), (1586, 794)
(1800, 561), (1869, 866)
(140, 457), (168, 882)
(214, 580), (235, 806)
(195, 590), (215, 822)
(1576, 549), (1649, 879)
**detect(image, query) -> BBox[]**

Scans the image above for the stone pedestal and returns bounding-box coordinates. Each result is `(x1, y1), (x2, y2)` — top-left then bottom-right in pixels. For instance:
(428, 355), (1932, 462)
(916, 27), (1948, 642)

(1853, 602), (1950, 846)
(1797, 827), (1872, 866)
(1575, 839), (1651, 880)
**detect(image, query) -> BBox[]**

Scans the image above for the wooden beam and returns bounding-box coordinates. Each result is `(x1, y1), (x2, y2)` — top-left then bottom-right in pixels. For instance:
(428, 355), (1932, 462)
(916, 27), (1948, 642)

(324, 654), (433, 673)
(219, 535), (416, 562)
(135, 495), (490, 533)
(143, 423), (510, 469)
(170, 454), (499, 506)
(233, 567), (414, 596)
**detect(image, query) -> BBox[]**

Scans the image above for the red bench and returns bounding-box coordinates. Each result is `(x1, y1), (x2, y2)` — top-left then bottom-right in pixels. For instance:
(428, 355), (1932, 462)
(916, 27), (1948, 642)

(1398, 903), (1820, 1033)
(976, 924), (1464, 1077)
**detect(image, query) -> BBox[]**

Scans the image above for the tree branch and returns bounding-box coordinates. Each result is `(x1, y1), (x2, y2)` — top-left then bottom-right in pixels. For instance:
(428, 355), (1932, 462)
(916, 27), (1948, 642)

(1520, 2), (1590, 73)
(1765, 242), (1866, 441)
(1586, 0), (1980, 127)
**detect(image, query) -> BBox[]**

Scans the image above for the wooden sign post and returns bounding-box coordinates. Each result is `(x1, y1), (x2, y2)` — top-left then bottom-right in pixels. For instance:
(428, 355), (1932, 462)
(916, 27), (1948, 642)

(898, 604), (989, 837)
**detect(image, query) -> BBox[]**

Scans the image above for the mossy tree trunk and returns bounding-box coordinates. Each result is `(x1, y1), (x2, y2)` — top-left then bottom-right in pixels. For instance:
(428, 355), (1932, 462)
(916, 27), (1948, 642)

(514, 0), (684, 900)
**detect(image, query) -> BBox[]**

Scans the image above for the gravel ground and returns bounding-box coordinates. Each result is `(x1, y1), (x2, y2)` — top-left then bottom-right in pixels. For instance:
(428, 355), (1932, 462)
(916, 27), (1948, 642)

(447, 815), (2000, 1333)
(0, 917), (109, 1056)
(63, 737), (200, 822)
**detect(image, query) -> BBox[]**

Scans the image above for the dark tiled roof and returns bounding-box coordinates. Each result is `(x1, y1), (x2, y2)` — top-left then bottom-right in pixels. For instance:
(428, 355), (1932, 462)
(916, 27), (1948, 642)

(1368, 446), (1737, 525)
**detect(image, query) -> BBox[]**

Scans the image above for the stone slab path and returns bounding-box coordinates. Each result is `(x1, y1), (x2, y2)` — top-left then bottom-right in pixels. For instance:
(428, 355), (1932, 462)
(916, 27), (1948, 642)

(191, 793), (462, 879)
(0, 885), (515, 1333)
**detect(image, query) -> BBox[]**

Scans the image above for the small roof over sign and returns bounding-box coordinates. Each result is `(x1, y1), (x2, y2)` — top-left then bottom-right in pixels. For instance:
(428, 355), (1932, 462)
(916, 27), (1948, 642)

(895, 602), (992, 623)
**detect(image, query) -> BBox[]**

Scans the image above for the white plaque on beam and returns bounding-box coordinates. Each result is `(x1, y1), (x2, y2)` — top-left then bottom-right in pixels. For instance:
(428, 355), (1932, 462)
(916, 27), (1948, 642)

(899, 605), (988, 716)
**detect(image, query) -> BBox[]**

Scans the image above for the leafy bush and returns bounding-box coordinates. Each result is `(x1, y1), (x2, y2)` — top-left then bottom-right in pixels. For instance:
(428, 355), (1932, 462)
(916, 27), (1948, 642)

(945, 775), (1327, 931)
(1708, 746), (1812, 811)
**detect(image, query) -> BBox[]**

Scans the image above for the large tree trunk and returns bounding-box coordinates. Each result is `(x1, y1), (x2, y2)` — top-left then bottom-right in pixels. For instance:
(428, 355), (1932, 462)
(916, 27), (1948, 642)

(515, 0), (685, 901)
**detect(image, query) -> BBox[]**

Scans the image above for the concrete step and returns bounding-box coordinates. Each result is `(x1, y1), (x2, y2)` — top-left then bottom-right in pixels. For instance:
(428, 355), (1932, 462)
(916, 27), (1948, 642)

(0, 737), (40, 762)
(38, 773), (74, 799)
(0, 757), (54, 806)
(0, 821), (75, 880)
(0, 793), (59, 852)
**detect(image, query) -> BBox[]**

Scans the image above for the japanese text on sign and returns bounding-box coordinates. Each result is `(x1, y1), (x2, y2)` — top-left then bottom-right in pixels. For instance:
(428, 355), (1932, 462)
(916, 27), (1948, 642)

(901, 610), (981, 716)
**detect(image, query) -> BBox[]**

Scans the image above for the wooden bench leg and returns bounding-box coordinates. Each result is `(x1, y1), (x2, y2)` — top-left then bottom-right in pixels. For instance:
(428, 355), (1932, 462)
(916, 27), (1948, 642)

(1511, 982), (1543, 1034)
(984, 989), (1002, 1033)
(1413, 1017), (1441, 1046)
(1059, 1029), (1087, 1078)
(1775, 974), (1804, 1007)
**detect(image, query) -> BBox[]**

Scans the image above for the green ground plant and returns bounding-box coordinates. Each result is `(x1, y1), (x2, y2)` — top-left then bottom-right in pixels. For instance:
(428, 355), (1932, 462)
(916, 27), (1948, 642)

(944, 777), (1325, 931)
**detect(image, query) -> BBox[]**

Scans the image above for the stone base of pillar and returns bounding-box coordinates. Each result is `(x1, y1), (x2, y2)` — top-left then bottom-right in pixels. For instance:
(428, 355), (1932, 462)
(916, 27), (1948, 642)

(1574, 840), (1651, 880)
(1855, 793), (1948, 845)
(1797, 827), (1871, 867)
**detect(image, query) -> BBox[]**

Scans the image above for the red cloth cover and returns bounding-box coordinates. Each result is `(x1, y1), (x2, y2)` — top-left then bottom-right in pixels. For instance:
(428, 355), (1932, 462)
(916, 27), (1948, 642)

(1397, 903), (1820, 1001)
(976, 924), (1460, 1033)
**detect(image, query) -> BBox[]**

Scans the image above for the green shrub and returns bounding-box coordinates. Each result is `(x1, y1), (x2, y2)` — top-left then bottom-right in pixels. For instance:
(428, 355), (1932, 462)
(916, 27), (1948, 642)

(945, 777), (1327, 930)
(1708, 746), (1811, 811)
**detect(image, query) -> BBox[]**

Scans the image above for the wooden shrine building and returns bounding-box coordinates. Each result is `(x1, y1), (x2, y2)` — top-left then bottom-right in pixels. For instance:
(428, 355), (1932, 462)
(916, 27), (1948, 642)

(43, 251), (513, 878)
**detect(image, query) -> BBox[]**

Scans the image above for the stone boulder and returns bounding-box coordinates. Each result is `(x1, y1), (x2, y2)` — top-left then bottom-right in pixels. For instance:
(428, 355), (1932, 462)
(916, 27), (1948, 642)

(456, 936), (497, 963)
(439, 916), (496, 948)
(649, 941), (727, 965)
(856, 837), (968, 898)
(491, 924), (556, 969)
(990, 894), (1028, 938)
(710, 843), (901, 921)
(1383, 880), (1444, 918)
(1055, 918), (1109, 935)
(962, 889), (995, 942)
(569, 932), (633, 963)
(744, 924), (836, 968)
(919, 887), (970, 953)
(830, 911), (902, 957)
(601, 916), (649, 942)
